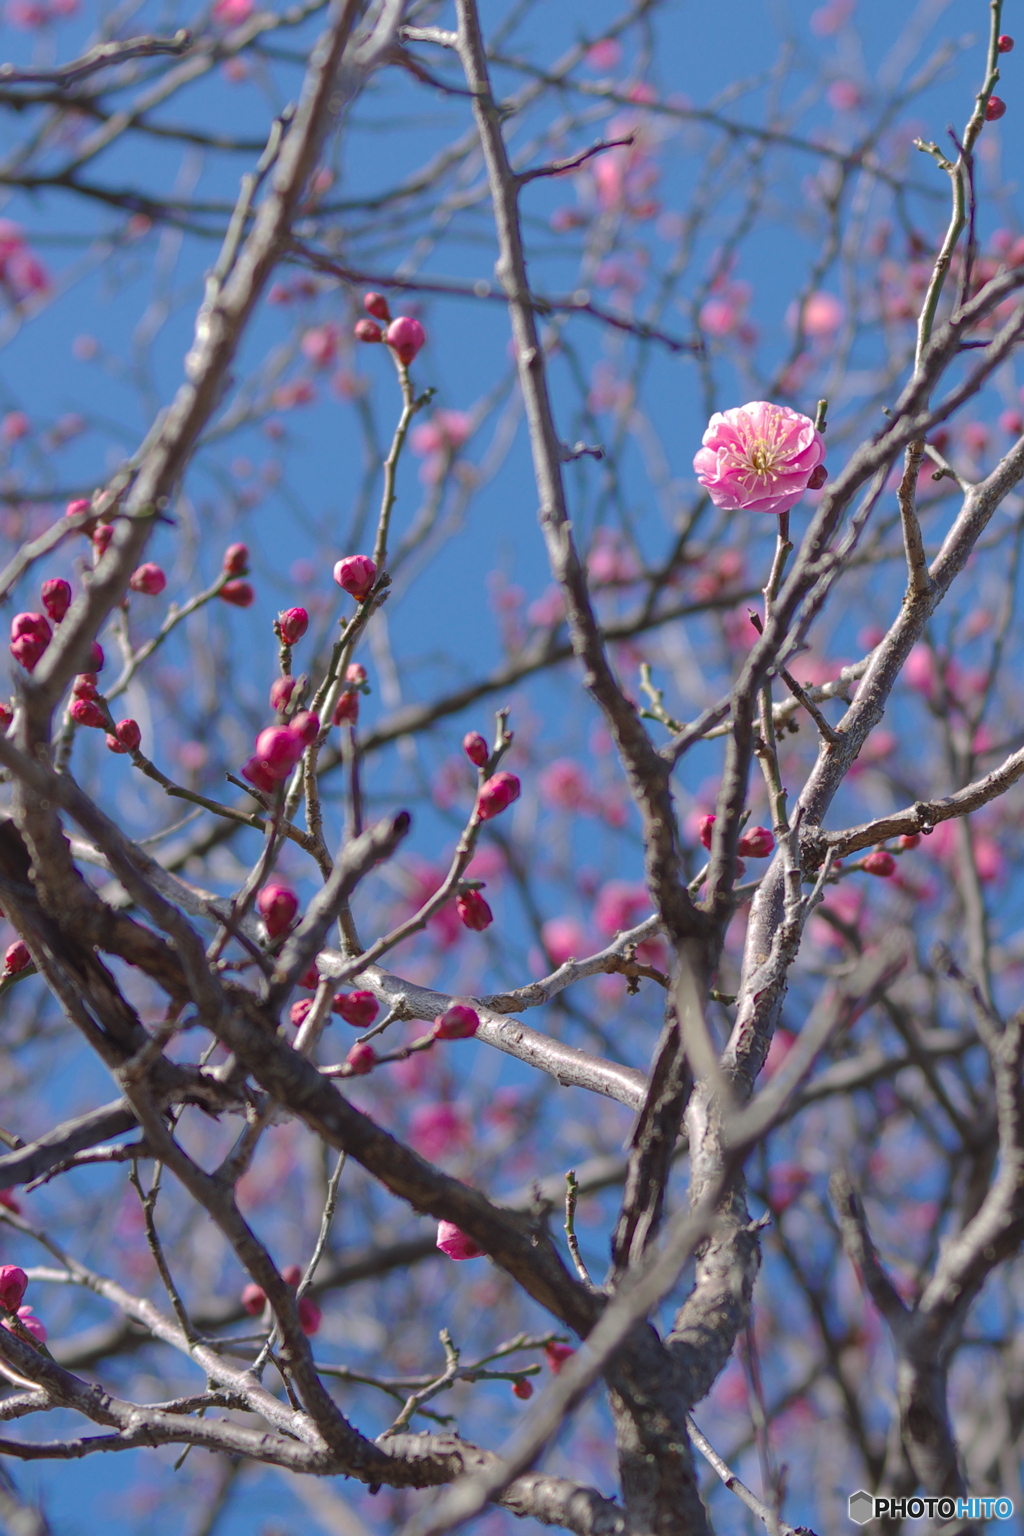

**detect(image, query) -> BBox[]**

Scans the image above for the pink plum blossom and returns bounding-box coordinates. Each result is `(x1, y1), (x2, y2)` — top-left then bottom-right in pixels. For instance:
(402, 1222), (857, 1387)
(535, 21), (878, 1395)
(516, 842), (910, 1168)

(693, 401), (826, 515)
(436, 1221), (483, 1260)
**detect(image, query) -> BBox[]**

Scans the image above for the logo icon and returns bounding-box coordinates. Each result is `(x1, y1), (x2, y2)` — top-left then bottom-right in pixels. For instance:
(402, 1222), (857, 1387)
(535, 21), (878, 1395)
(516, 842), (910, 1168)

(848, 1490), (874, 1525)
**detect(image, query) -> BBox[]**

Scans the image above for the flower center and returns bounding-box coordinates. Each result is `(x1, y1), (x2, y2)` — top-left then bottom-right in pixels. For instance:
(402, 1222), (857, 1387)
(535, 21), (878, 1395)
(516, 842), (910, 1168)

(748, 441), (776, 475)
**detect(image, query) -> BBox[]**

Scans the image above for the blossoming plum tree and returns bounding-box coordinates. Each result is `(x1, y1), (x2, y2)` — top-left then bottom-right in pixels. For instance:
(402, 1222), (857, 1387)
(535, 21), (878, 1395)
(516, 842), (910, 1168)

(0, 1), (1023, 1534)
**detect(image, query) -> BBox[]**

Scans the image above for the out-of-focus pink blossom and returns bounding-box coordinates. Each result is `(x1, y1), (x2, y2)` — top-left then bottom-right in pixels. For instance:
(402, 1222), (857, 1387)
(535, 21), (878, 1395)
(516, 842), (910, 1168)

(538, 758), (591, 811)
(827, 80), (861, 112)
(541, 916), (588, 967)
(241, 1282), (266, 1315)
(593, 881), (649, 938)
(129, 562), (166, 596)
(585, 38), (622, 71)
(767, 1162), (811, 1212)
(904, 644), (937, 697)
(6, 1306), (45, 1343)
(411, 1103), (470, 1158)
(297, 1295), (322, 1334)
(762, 1028), (796, 1079)
(300, 324), (340, 369)
(410, 410), (471, 457)
(810, 0), (854, 36)
(788, 290), (845, 336)
(694, 402), (826, 515)
(545, 1342), (576, 1372)
(212, 0), (254, 23)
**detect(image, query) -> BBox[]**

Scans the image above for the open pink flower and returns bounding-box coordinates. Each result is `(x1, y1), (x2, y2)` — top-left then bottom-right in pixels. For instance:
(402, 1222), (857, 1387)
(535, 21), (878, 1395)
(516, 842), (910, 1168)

(693, 401), (826, 515)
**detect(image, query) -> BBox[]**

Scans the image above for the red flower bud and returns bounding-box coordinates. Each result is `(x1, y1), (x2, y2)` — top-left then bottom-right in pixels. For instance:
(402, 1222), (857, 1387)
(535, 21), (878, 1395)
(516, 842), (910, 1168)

(345, 1041), (377, 1075)
(299, 963), (320, 989)
(333, 554), (377, 601)
(354, 318), (383, 343)
(290, 999), (313, 1028)
(346, 662), (367, 685)
(298, 1295), (322, 1335)
(41, 578), (71, 623)
(433, 1003), (480, 1040)
(92, 523), (113, 555)
(114, 718), (141, 752)
(240, 1282), (266, 1316)
(270, 675), (298, 713)
(544, 1342), (576, 1373)
(3, 941), (30, 976)
(253, 725), (304, 778)
(0, 1191), (21, 1215)
(737, 825), (775, 859)
(9, 635), (46, 671)
(436, 1221), (483, 1260)
(807, 464), (828, 490)
(698, 813), (716, 850)
(281, 1264), (302, 1287)
(0, 702), (12, 728)
(220, 579), (255, 607)
(998, 34), (1014, 52)
(73, 674), (97, 699)
(863, 850), (896, 877)
(256, 882), (298, 939)
(65, 497), (91, 520)
(10, 612), (50, 641)
(898, 833), (921, 850)
(0, 1266), (27, 1312)
(364, 291), (391, 322)
(289, 710), (320, 747)
(277, 607), (308, 645)
(457, 890), (493, 931)
(477, 771), (520, 821)
(223, 543), (249, 575)
(463, 731), (489, 767)
(512, 1379), (534, 1400)
(129, 562), (166, 596)
(986, 95), (1007, 121)
(105, 733), (128, 755)
(332, 690), (359, 726)
(89, 642), (104, 672)
(386, 315), (425, 366)
(241, 756), (277, 794)
(332, 990), (378, 1029)
(70, 698), (106, 729)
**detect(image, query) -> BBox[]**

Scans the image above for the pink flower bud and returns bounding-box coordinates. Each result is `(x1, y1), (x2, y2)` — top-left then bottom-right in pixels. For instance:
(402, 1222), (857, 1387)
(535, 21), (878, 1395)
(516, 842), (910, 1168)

(298, 1295), (322, 1335)
(240, 1282), (266, 1316)
(0, 703), (12, 728)
(698, 813), (716, 850)
(457, 891), (493, 931)
(9, 635), (46, 671)
(282, 1264), (302, 1287)
(256, 883), (298, 939)
(436, 1220), (483, 1260)
(0, 1191), (21, 1215)
(10, 612), (50, 641)
(290, 999), (312, 1028)
(114, 718), (141, 752)
(386, 316), (425, 366)
(863, 850), (896, 877)
(354, 318), (382, 343)
(433, 1004), (480, 1040)
(512, 1379), (534, 1399)
(70, 698), (106, 729)
(289, 710), (319, 747)
(277, 607), (308, 645)
(463, 731), (489, 767)
(270, 675), (298, 713)
(89, 642), (104, 672)
(92, 523), (113, 555)
(72, 674), (97, 698)
(3, 941), (30, 976)
(65, 497), (91, 519)
(332, 691), (359, 726)
(998, 34), (1014, 52)
(364, 291), (390, 322)
(332, 990), (378, 1028)
(333, 554), (377, 601)
(898, 833), (921, 850)
(223, 543), (249, 575)
(105, 733), (129, 755)
(737, 825), (775, 858)
(241, 756), (277, 794)
(254, 726), (304, 779)
(41, 578), (71, 623)
(9, 1306), (45, 1343)
(986, 95), (1007, 121)
(544, 1342), (576, 1373)
(299, 963), (320, 989)
(476, 771), (520, 821)
(0, 1266), (27, 1313)
(220, 579), (255, 607)
(346, 662), (367, 685)
(345, 1041), (377, 1075)
(129, 562), (166, 596)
